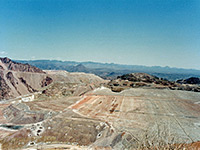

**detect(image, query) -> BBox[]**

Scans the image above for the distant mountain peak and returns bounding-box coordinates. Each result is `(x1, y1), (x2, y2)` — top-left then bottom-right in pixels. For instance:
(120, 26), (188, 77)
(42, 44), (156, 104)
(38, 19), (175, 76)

(73, 64), (88, 72)
(75, 63), (86, 68)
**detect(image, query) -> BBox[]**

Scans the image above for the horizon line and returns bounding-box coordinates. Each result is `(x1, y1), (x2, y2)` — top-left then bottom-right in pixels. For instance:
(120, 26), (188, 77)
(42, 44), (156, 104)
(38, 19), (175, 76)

(9, 57), (200, 71)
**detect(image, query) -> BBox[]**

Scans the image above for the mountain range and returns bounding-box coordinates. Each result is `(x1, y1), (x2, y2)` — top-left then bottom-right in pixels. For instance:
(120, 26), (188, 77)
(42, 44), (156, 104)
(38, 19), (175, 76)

(16, 59), (200, 81)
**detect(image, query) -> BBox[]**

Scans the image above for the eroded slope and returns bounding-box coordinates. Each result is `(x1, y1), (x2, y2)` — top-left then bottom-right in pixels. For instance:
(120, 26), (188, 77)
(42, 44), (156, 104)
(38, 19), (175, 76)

(0, 57), (53, 100)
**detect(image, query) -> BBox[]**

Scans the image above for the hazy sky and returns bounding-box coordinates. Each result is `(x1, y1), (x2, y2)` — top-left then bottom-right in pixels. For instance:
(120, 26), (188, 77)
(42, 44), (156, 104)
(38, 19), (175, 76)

(0, 0), (200, 69)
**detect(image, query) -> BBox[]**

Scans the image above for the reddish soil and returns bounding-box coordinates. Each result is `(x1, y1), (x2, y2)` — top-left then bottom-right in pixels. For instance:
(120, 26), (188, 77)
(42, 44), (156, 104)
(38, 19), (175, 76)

(71, 96), (93, 109)
(186, 141), (200, 149)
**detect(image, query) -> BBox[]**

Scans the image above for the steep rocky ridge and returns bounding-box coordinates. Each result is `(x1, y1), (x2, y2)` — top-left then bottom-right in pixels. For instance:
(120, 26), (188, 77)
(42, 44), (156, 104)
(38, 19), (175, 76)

(0, 57), (44, 73)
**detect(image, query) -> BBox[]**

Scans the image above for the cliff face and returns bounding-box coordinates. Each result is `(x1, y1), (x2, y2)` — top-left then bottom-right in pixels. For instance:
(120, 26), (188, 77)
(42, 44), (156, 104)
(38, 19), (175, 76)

(0, 57), (53, 100)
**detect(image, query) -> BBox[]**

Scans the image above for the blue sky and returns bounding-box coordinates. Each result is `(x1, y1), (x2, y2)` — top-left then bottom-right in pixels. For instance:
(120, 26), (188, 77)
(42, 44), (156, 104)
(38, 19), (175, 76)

(0, 0), (200, 69)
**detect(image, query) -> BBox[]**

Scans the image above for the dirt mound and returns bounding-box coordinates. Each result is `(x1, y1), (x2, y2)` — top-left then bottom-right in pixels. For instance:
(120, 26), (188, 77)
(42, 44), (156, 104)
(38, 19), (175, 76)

(40, 70), (107, 98)
(45, 70), (107, 85)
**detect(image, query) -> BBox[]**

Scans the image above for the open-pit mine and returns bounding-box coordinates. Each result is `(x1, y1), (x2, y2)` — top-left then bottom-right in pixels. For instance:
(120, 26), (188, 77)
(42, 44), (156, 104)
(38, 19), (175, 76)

(0, 58), (200, 150)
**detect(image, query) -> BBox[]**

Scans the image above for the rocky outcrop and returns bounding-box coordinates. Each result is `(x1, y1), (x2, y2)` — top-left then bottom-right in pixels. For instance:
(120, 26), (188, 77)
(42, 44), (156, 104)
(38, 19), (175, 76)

(0, 57), (45, 73)
(107, 73), (200, 92)
(119, 73), (159, 83)
(41, 76), (53, 87)
(177, 77), (200, 84)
